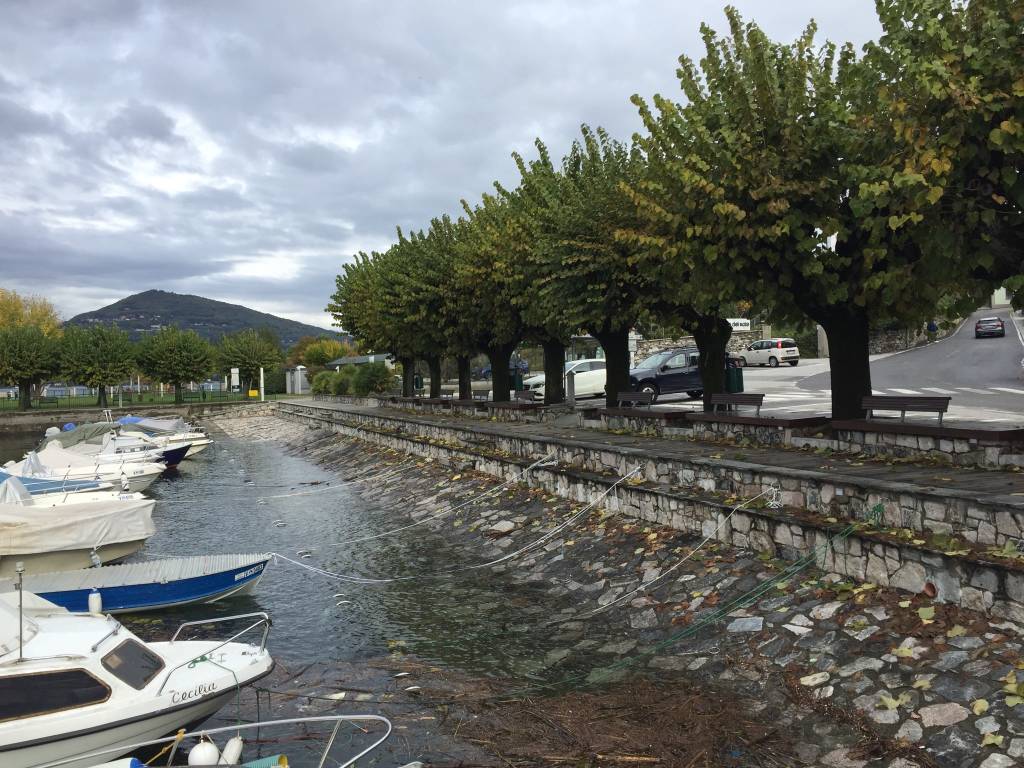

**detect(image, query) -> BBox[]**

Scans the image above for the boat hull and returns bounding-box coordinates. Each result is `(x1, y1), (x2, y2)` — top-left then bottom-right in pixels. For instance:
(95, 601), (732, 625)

(34, 557), (270, 614)
(158, 446), (189, 467)
(0, 540), (146, 578)
(4, 684), (257, 768)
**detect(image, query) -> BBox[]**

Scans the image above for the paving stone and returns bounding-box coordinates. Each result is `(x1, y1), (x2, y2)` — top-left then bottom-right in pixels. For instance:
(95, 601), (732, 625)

(1008, 737), (1024, 758)
(629, 608), (658, 629)
(844, 625), (880, 642)
(947, 635), (985, 650)
(933, 650), (969, 671)
(838, 657), (885, 677)
(811, 601), (844, 620)
(895, 719), (922, 743)
(819, 747), (867, 767)
(976, 715), (1001, 734)
(929, 674), (992, 703)
(788, 613), (813, 627)
(927, 726), (977, 765)
(800, 671), (830, 687)
(596, 639), (636, 655)
(726, 616), (764, 633)
(784, 624), (813, 636)
(979, 755), (1016, 768)
(919, 702), (970, 728)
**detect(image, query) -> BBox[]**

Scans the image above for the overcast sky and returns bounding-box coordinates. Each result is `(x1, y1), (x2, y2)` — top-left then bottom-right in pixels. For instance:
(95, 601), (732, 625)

(0, 1), (881, 330)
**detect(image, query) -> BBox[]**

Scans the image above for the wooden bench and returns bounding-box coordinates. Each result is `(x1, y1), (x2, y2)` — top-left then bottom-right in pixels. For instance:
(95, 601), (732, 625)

(708, 393), (765, 417)
(37, 396), (58, 406)
(616, 391), (654, 409)
(514, 389), (538, 403)
(181, 390), (203, 402)
(862, 395), (950, 426)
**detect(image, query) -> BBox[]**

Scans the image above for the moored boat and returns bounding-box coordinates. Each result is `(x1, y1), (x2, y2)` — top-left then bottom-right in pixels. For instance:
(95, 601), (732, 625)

(0, 592), (275, 768)
(4, 445), (166, 494)
(0, 553), (272, 614)
(0, 478), (155, 578)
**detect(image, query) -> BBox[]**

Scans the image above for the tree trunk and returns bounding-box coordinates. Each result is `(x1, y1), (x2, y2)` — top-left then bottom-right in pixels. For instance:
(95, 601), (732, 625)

(427, 355), (442, 398)
(457, 355), (472, 401)
(399, 357), (414, 397)
(173, 382), (183, 405)
(18, 378), (32, 411)
(819, 308), (872, 419)
(592, 327), (630, 409)
(486, 343), (516, 402)
(541, 339), (566, 406)
(97, 385), (108, 408)
(692, 316), (733, 413)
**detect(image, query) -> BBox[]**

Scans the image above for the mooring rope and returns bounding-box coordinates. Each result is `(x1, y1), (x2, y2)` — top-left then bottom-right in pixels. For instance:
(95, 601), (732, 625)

(270, 465), (642, 584)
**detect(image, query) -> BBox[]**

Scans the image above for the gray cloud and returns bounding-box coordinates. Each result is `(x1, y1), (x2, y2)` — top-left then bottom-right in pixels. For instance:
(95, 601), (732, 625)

(0, 0), (881, 330)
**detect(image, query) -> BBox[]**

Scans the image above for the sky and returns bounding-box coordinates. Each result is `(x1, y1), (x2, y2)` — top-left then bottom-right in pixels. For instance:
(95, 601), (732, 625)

(0, 1), (882, 330)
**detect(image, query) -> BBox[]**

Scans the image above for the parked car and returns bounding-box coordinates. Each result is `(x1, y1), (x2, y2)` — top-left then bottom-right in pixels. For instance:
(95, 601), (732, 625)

(738, 338), (799, 368)
(628, 347), (707, 402)
(523, 359), (607, 399)
(975, 316), (1005, 338)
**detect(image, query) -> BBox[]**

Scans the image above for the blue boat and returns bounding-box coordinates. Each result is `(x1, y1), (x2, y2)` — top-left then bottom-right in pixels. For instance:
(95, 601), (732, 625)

(0, 469), (107, 496)
(0, 553), (271, 614)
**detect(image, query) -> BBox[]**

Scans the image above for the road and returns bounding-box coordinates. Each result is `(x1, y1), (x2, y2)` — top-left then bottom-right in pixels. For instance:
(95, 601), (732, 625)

(658, 308), (1024, 425)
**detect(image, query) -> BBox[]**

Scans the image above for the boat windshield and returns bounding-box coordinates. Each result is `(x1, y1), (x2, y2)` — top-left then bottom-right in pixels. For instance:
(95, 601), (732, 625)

(102, 639), (165, 690)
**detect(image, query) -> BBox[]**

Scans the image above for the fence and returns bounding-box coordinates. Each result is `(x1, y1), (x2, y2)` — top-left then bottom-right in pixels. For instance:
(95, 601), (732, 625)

(0, 391), (301, 412)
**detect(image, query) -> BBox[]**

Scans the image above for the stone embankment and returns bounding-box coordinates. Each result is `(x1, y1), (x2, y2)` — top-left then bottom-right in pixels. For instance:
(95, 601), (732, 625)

(204, 409), (1024, 767)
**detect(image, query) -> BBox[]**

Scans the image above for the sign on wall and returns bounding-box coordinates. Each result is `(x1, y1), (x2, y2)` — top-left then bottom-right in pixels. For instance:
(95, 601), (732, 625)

(727, 318), (751, 331)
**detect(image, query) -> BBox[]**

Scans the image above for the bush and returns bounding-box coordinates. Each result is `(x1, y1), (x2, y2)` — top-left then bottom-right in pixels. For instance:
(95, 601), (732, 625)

(336, 365), (357, 383)
(311, 370), (335, 394)
(329, 372), (349, 395)
(353, 362), (392, 395)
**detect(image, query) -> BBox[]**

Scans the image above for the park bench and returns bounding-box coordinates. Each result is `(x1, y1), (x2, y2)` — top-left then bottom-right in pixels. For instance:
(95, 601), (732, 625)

(514, 389), (537, 403)
(616, 391), (654, 409)
(181, 390), (203, 402)
(862, 395), (950, 426)
(708, 392), (765, 417)
(38, 396), (58, 406)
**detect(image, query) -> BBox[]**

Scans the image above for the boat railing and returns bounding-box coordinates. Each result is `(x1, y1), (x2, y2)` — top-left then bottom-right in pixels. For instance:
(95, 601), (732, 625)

(157, 612), (271, 695)
(33, 714), (393, 768)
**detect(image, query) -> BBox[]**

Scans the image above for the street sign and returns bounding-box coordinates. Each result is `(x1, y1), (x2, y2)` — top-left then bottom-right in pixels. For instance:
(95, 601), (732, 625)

(727, 318), (751, 331)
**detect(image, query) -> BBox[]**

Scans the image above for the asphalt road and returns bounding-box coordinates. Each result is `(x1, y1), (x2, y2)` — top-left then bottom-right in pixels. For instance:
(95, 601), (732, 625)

(798, 308), (1024, 412)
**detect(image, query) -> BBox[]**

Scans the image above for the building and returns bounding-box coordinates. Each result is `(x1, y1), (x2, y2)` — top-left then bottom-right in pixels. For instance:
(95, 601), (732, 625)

(325, 354), (393, 370)
(285, 366), (310, 395)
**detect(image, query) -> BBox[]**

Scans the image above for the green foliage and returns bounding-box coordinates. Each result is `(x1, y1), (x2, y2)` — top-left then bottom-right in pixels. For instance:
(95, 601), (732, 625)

(136, 327), (214, 403)
(0, 324), (59, 409)
(301, 338), (349, 371)
(353, 362), (392, 396)
(61, 324), (135, 393)
(310, 370), (335, 394)
(328, 372), (350, 395)
(217, 328), (284, 391)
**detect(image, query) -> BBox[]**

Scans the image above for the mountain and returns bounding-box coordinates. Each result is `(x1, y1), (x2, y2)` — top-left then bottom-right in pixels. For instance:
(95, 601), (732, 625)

(67, 289), (345, 349)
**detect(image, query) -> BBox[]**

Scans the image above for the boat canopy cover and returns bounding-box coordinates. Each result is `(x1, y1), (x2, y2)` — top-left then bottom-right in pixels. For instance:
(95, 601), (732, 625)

(19, 452), (49, 478)
(41, 422), (119, 449)
(0, 496), (155, 556)
(0, 469), (103, 495)
(0, 478), (33, 505)
(0, 593), (45, 657)
(121, 416), (189, 435)
(27, 443), (97, 469)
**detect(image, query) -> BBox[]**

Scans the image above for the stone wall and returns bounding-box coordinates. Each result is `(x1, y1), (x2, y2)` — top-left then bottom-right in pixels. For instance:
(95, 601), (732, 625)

(274, 401), (1024, 622)
(635, 330), (761, 360)
(795, 430), (1024, 469)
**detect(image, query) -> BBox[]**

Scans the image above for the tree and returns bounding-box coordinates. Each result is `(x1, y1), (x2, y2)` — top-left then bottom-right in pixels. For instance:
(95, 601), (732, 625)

(0, 325), (59, 410)
(633, 9), (992, 418)
(867, 0), (1023, 297)
(513, 127), (659, 407)
(61, 324), (136, 407)
(0, 289), (61, 337)
(217, 328), (284, 395)
(136, 327), (214, 404)
(301, 338), (348, 374)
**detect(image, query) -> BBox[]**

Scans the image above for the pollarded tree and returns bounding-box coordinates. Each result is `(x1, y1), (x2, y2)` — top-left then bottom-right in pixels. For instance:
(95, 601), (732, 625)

(136, 327), (214, 404)
(300, 338), (349, 375)
(0, 324), (59, 410)
(430, 215), (479, 400)
(0, 289), (62, 337)
(514, 127), (661, 408)
(454, 193), (526, 402)
(218, 328), (284, 395)
(634, 9), (991, 418)
(61, 324), (136, 407)
(867, 0), (1023, 296)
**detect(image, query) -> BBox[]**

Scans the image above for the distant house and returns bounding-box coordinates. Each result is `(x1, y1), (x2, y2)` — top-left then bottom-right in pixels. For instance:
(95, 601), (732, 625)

(326, 354), (393, 370)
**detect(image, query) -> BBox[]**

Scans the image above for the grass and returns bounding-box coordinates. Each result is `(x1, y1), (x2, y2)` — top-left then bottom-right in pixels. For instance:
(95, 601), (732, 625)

(0, 392), (306, 412)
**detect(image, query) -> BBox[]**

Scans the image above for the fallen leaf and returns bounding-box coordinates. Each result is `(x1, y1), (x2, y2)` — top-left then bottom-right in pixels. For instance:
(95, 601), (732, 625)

(1006, 695), (1023, 707)
(893, 646), (915, 658)
(898, 600), (912, 608)
(912, 678), (932, 690)
(918, 606), (936, 622)
(981, 733), (1003, 747)
(973, 698), (990, 715)
(947, 625), (967, 638)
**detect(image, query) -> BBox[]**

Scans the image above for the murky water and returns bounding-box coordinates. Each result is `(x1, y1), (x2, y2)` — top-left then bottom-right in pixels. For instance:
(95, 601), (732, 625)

(1, 428), (557, 674)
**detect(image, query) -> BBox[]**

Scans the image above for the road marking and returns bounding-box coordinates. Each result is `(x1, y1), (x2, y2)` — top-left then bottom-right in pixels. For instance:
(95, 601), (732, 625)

(872, 389), (886, 395)
(921, 387), (958, 395)
(991, 387), (1024, 395)
(888, 388), (923, 395)
(956, 387), (992, 395)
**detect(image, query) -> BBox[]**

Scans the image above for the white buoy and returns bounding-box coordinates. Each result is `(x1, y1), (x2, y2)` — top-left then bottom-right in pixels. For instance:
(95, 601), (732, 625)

(217, 735), (244, 764)
(88, 590), (103, 615)
(187, 737), (220, 766)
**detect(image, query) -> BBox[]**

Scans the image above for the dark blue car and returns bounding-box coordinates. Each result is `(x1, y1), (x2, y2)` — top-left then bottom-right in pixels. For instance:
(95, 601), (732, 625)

(629, 347), (739, 402)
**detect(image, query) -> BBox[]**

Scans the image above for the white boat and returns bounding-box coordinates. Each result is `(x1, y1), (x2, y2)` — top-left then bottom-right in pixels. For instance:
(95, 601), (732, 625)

(38, 715), (391, 768)
(0, 592), (275, 768)
(43, 426), (190, 468)
(3, 445), (165, 494)
(0, 478), (155, 578)
(118, 416), (213, 458)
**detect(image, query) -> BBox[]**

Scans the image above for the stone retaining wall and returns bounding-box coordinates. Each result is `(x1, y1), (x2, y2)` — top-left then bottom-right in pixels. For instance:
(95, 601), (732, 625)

(801, 429), (1024, 469)
(274, 401), (1024, 623)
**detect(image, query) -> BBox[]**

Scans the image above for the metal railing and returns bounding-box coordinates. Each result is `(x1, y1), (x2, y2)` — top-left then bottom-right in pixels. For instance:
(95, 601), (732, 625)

(34, 714), (393, 768)
(157, 612), (271, 695)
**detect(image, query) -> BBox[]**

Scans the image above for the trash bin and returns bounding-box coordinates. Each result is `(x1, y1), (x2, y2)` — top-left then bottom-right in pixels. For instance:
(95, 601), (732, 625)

(725, 366), (744, 393)
(512, 369), (524, 392)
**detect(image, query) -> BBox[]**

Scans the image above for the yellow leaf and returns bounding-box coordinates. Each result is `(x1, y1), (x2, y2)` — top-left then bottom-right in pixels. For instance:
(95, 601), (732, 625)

(912, 539), (926, 545)
(918, 606), (935, 621)
(913, 678), (931, 690)
(877, 695), (901, 710)
(973, 699), (989, 715)
(450, 474), (461, 481)
(898, 600), (912, 608)
(1007, 695), (1023, 707)
(893, 646), (915, 658)
(947, 625), (967, 638)
(981, 733), (1003, 747)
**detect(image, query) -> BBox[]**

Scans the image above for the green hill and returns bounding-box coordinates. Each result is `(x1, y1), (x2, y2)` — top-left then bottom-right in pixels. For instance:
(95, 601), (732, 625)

(67, 289), (344, 349)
